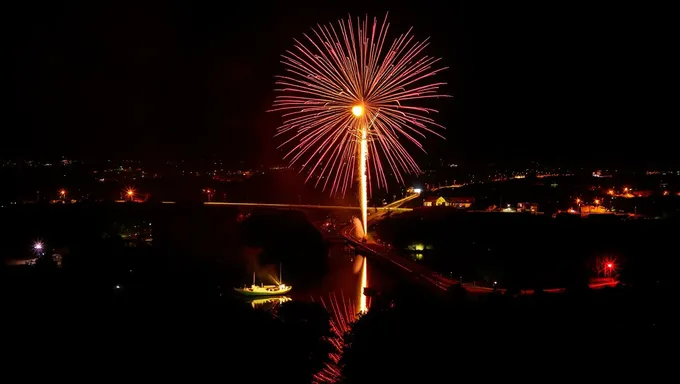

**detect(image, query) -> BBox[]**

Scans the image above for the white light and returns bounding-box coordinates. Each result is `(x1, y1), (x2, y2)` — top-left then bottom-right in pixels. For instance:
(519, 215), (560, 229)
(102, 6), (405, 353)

(115, 285), (121, 289)
(413, 188), (422, 194)
(33, 242), (43, 250)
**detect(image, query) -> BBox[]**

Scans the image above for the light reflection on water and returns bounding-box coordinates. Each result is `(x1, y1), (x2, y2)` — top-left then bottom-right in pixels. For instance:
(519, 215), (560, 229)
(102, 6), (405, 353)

(358, 255), (368, 314)
(244, 243), (383, 316)
(248, 296), (292, 309)
(312, 244), (376, 317)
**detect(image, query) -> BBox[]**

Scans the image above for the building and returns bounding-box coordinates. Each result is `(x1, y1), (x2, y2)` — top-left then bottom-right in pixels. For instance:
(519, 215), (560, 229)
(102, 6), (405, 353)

(447, 197), (474, 208)
(423, 196), (447, 207)
(579, 205), (611, 216)
(517, 202), (539, 213)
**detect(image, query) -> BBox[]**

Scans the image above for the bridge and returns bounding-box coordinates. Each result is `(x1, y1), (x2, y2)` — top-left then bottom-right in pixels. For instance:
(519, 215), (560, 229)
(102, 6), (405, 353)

(203, 201), (412, 212)
(116, 200), (414, 212)
(199, 183), (460, 212)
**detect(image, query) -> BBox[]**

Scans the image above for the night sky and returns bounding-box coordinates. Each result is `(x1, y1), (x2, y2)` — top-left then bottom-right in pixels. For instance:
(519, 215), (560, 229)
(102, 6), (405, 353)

(6, 1), (676, 166)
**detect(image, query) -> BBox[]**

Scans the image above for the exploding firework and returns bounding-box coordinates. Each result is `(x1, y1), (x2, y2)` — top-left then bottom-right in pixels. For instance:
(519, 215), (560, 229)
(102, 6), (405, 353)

(270, 13), (449, 235)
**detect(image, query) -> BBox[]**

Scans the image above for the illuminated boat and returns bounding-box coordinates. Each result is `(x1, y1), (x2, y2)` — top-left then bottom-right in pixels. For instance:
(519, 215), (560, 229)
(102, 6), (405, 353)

(234, 283), (292, 296)
(234, 264), (292, 296)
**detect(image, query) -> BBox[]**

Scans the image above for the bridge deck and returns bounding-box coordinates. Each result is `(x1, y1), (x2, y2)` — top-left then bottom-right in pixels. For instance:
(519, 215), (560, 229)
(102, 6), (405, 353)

(204, 201), (411, 211)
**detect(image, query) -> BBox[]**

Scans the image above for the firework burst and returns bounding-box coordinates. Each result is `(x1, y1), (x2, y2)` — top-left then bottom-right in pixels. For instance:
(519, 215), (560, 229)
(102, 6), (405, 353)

(270, 13), (449, 201)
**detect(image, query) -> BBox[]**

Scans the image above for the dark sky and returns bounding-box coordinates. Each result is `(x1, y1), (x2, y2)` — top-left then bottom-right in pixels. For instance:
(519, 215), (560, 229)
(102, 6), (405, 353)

(6, 1), (676, 166)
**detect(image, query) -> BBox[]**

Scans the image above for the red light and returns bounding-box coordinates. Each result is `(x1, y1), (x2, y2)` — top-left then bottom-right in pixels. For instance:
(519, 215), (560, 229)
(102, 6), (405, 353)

(607, 263), (612, 268)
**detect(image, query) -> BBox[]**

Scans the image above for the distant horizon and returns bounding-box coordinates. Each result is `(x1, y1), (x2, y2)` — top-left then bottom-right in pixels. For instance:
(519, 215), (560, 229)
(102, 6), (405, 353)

(2, 155), (679, 171)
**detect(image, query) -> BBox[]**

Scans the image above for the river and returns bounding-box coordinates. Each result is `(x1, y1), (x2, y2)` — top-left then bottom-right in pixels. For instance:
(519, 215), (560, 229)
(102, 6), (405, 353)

(249, 242), (392, 316)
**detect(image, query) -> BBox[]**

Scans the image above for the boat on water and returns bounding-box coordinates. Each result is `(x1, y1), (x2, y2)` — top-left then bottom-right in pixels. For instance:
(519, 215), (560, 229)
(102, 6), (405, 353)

(234, 263), (292, 296)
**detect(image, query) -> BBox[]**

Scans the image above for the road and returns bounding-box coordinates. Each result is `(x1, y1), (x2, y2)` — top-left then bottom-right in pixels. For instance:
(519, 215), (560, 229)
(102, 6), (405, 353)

(340, 229), (448, 294)
(338, 192), (456, 294)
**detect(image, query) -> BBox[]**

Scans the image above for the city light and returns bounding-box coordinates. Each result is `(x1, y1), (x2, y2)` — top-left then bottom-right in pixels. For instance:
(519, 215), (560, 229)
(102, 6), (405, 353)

(202, 188), (214, 202)
(125, 187), (135, 201)
(413, 188), (422, 194)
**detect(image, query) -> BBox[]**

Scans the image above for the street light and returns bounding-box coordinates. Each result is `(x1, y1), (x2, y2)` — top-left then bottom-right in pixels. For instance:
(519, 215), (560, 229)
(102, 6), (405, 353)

(203, 188), (214, 202)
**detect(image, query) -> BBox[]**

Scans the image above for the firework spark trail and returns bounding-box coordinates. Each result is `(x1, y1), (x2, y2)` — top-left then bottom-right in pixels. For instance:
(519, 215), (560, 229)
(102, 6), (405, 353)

(359, 125), (368, 233)
(270, 13), (449, 200)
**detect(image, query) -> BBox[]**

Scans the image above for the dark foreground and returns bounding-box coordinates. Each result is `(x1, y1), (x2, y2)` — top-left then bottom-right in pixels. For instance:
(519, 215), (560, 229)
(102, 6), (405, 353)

(3, 261), (674, 383)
